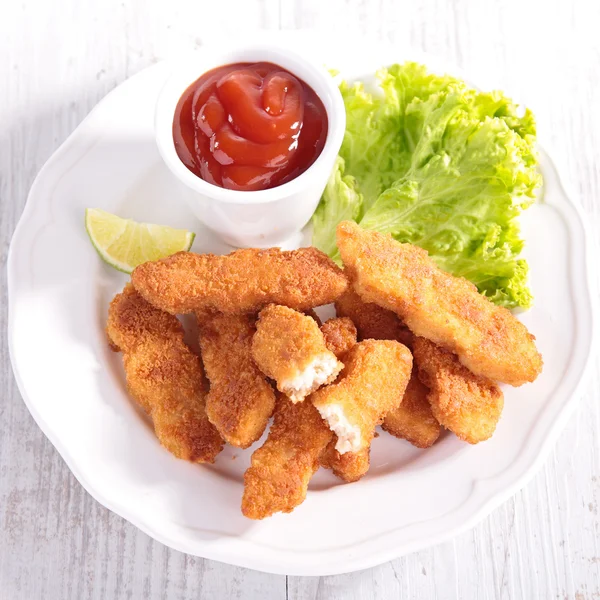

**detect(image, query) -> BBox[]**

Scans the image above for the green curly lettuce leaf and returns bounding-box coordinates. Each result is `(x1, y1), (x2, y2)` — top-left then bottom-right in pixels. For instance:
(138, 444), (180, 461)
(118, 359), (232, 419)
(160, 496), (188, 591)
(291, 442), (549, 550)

(312, 156), (362, 261)
(312, 62), (541, 309)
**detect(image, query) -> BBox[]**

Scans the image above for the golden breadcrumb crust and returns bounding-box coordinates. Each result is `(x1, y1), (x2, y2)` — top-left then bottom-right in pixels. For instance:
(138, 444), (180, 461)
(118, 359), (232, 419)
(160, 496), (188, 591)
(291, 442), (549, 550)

(197, 311), (275, 448)
(336, 221), (542, 386)
(131, 247), (348, 315)
(107, 284), (223, 463)
(413, 337), (504, 444)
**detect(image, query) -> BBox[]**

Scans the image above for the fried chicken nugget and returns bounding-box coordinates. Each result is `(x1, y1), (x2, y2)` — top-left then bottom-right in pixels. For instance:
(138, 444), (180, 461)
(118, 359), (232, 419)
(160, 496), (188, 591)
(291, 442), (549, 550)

(312, 340), (413, 454)
(336, 221), (542, 387)
(335, 289), (413, 348)
(241, 318), (355, 519)
(320, 438), (370, 483)
(241, 394), (332, 519)
(318, 317), (371, 481)
(382, 371), (441, 448)
(319, 317), (357, 360)
(131, 247), (348, 315)
(197, 312), (276, 448)
(107, 284), (223, 463)
(252, 305), (343, 403)
(413, 337), (504, 444)
(336, 290), (440, 449)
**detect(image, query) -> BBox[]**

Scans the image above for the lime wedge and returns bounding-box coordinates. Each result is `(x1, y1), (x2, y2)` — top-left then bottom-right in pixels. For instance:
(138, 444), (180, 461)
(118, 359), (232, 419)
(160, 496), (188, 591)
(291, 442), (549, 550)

(85, 208), (195, 273)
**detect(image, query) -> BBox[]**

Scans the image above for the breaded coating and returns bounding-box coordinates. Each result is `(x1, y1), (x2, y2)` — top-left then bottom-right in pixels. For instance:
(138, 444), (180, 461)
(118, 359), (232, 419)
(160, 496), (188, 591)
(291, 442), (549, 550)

(311, 340), (412, 454)
(335, 289), (413, 348)
(382, 370), (441, 448)
(131, 247), (348, 315)
(252, 305), (343, 403)
(413, 337), (504, 444)
(320, 438), (370, 483)
(320, 317), (357, 359)
(241, 317), (358, 518)
(106, 284), (223, 463)
(336, 221), (542, 386)
(242, 395), (332, 519)
(318, 317), (371, 481)
(335, 290), (438, 449)
(197, 312), (276, 448)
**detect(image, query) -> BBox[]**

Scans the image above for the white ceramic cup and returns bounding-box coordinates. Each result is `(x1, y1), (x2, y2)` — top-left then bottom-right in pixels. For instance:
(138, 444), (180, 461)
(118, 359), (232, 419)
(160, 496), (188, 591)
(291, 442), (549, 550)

(155, 44), (346, 248)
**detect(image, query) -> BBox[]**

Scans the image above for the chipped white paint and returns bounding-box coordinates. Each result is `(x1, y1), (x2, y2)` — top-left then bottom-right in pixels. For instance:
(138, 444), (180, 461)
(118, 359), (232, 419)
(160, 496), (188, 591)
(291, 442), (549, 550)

(1, 0), (599, 598)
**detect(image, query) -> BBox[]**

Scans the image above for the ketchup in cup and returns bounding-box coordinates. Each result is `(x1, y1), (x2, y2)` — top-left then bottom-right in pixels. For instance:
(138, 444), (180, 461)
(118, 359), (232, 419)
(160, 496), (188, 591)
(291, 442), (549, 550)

(173, 62), (328, 192)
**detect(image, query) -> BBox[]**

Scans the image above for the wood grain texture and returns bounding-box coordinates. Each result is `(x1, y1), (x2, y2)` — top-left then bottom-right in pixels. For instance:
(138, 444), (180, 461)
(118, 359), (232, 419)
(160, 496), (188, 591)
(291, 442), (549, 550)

(1, 0), (599, 598)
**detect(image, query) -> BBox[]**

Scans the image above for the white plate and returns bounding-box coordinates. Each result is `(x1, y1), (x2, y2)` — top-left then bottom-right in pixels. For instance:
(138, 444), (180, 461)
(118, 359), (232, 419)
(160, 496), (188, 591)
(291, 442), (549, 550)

(8, 37), (595, 576)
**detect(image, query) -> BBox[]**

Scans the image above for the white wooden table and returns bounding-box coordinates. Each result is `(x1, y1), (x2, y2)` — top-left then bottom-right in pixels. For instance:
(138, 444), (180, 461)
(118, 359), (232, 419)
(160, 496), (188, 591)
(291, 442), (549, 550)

(1, 1), (599, 598)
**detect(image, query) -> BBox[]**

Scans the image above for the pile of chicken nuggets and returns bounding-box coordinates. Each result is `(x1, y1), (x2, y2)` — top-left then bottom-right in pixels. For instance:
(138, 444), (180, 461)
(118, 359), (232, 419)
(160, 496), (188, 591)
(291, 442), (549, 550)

(106, 221), (543, 520)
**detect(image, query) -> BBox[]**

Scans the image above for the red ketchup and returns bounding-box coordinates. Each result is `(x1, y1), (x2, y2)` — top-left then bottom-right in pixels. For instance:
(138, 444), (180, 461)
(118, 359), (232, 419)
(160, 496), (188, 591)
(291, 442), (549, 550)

(173, 62), (328, 191)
